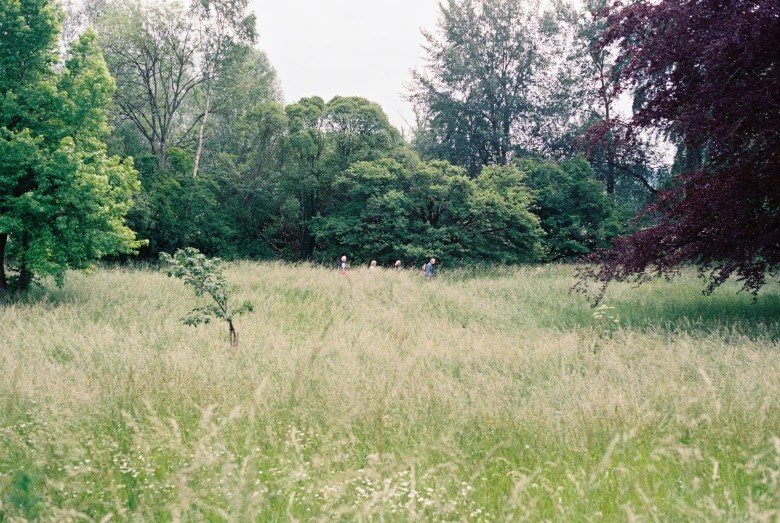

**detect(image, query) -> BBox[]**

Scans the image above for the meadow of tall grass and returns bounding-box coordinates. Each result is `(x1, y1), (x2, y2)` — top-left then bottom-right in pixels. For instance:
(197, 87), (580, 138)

(1, 263), (779, 521)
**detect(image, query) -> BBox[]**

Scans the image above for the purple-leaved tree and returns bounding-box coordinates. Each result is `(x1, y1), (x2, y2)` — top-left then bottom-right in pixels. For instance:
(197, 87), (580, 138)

(575, 0), (780, 304)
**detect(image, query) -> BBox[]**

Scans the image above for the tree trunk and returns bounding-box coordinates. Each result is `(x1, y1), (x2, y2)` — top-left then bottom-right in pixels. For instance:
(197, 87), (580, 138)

(192, 79), (213, 178)
(599, 55), (616, 196)
(606, 155), (616, 195)
(16, 263), (31, 294)
(159, 141), (168, 170)
(604, 111), (616, 195)
(0, 233), (7, 295)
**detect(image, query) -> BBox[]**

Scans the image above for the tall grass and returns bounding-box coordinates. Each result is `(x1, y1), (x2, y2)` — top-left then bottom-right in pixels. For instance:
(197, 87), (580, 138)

(1, 263), (779, 521)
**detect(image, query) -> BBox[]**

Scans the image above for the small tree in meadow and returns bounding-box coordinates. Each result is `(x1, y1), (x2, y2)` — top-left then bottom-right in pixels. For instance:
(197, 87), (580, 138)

(161, 248), (253, 347)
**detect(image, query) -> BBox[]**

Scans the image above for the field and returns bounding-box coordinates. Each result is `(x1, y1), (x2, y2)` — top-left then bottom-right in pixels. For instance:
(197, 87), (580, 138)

(1, 263), (779, 522)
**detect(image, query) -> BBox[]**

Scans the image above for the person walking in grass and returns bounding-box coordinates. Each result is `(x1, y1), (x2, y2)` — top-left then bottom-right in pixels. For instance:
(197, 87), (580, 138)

(369, 260), (378, 273)
(339, 255), (348, 275)
(424, 258), (436, 280)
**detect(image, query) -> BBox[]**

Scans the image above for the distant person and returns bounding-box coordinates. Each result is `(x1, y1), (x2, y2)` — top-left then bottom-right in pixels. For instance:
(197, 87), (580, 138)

(394, 260), (402, 271)
(424, 258), (436, 280)
(339, 255), (347, 275)
(369, 260), (378, 273)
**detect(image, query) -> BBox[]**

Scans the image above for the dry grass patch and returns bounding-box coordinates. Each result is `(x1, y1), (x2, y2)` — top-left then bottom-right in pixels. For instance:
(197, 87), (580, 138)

(1, 263), (779, 521)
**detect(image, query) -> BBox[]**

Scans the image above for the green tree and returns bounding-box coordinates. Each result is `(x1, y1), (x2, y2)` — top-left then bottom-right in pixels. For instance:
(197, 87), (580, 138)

(161, 247), (253, 347)
(0, 0), (142, 294)
(313, 158), (543, 265)
(280, 97), (329, 259)
(408, 0), (552, 176)
(225, 101), (288, 257)
(95, 0), (256, 171)
(125, 147), (231, 258)
(95, 0), (200, 168)
(189, 0), (258, 177)
(208, 49), (283, 160)
(573, 0), (666, 201)
(520, 157), (619, 261)
(278, 96), (402, 260)
(323, 96), (402, 170)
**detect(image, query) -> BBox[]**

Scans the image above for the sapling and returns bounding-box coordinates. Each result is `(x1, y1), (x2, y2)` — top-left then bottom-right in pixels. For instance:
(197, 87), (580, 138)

(161, 248), (253, 347)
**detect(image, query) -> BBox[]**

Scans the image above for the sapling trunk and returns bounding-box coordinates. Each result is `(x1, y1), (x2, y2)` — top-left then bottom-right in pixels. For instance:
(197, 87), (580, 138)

(0, 234), (7, 294)
(229, 319), (237, 348)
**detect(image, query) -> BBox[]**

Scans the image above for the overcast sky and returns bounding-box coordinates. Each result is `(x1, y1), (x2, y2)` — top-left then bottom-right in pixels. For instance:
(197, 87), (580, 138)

(249, 0), (441, 131)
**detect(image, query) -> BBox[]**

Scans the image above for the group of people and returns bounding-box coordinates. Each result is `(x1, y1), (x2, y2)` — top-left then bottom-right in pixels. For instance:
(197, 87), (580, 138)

(339, 256), (436, 280)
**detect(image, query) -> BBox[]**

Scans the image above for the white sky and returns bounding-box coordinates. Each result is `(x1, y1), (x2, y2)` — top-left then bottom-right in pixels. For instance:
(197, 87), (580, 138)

(249, 0), (441, 131)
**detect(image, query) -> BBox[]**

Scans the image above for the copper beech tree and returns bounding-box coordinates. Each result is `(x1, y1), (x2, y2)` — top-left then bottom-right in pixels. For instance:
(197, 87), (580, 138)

(575, 0), (780, 303)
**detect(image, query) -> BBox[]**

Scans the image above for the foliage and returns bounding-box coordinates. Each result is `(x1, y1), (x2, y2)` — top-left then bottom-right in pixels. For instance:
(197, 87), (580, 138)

(189, 0), (258, 177)
(111, 43), (283, 261)
(521, 157), (619, 261)
(323, 96), (402, 170)
(408, 0), (609, 177)
(161, 247), (253, 346)
(0, 0), (142, 294)
(50, 0), (659, 270)
(276, 96), (403, 260)
(96, 0), (200, 167)
(312, 158), (543, 265)
(567, 0), (666, 201)
(408, 0), (549, 175)
(575, 0), (780, 303)
(0, 0), (61, 95)
(125, 148), (235, 258)
(94, 0), (256, 171)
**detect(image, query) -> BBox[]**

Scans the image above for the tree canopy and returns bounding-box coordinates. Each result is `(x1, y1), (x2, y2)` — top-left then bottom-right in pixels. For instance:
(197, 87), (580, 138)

(521, 157), (618, 262)
(575, 0), (780, 302)
(408, 0), (548, 176)
(3, 0), (710, 285)
(0, 0), (142, 293)
(313, 158), (543, 265)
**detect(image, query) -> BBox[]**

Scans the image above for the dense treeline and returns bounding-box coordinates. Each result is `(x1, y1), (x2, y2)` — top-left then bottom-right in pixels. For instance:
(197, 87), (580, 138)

(2, 0), (687, 291)
(91, 0), (653, 266)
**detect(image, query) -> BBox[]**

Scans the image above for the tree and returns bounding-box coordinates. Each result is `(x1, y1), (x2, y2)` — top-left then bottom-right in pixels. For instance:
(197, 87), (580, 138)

(312, 158), (543, 265)
(280, 97), (330, 260)
(536, 0), (665, 203)
(408, 0), (549, 176)
(0, 0), (142, 294)
(95, 0), (254, 170)
(520, 157), (618, 261)
(207, 48), (283, 161)
(278, 96), (402, 260)
(575, 0), (780, 303)
(113, 46), (283, 261)
(323, 96), (402, 170)
(95, 0), (204, 168)
(161, 248), (253, 347)
(124, 147), (230, 258)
